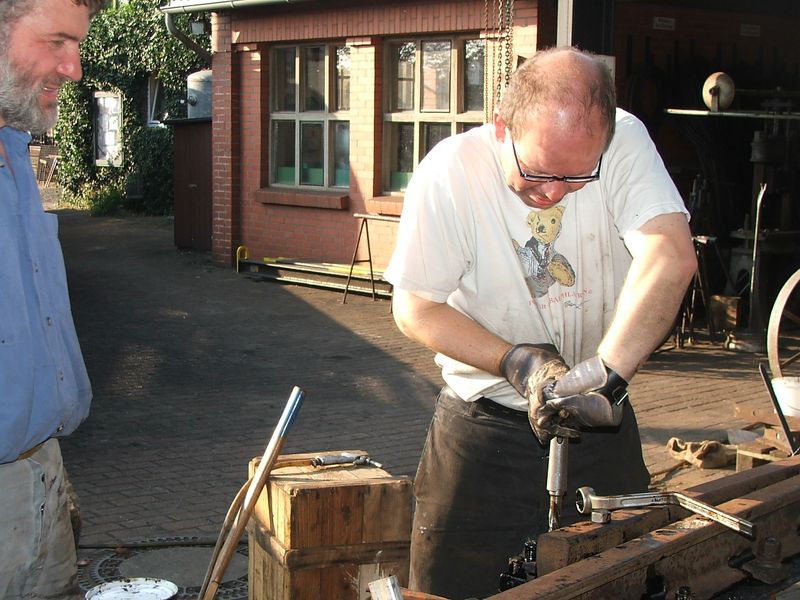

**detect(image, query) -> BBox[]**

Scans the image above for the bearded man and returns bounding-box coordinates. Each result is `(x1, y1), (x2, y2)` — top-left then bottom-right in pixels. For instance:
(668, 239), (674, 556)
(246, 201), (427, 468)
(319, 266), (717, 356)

(0, 0), (101, 596)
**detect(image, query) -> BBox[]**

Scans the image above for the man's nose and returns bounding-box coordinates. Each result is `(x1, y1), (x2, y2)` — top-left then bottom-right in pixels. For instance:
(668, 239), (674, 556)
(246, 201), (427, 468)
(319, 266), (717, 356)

(57, 47), (83, 82)
(539, 181), (570, 203)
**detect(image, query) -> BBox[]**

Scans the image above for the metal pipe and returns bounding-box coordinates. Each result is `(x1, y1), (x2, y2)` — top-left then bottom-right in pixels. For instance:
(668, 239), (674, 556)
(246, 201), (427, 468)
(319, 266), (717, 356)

(164, 13), (212, 64)
(160, 0), (307, 15)
(198, 386), (305, 600)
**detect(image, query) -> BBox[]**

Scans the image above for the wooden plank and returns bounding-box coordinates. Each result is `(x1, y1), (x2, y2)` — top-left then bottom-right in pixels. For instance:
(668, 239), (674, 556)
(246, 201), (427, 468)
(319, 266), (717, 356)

(536, 454), (800, 574)
(491, 474), (800, 599)
(734, 404), (800, 430)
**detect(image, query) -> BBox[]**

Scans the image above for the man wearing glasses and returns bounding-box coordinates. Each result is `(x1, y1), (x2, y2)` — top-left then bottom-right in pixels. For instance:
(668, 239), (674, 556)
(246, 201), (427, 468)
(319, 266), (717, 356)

(384, 47), (697, 598)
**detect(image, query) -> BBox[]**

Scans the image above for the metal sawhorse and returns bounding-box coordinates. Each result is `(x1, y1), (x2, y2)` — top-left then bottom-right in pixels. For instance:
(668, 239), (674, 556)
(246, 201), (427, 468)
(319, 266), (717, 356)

(342, 213), (400, 304)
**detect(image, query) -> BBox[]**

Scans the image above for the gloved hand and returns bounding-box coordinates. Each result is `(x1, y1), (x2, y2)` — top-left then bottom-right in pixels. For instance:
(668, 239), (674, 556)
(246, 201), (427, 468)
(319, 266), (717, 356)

(536, 355), (629, 433)
(499, 343), (571, 444)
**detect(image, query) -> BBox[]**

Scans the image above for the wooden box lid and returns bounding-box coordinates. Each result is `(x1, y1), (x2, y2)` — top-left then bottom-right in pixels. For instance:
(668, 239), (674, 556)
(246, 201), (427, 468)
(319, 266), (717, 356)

(248, 451), (412, 554)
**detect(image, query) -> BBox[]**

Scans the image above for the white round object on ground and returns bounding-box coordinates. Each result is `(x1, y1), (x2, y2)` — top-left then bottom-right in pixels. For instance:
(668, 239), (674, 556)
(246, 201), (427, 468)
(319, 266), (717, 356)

(85, 578), (178, 600)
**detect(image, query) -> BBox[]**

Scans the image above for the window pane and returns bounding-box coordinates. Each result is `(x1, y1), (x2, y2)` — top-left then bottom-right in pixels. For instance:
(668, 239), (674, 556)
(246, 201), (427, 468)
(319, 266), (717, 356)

(389, 122), (414, 190)
(335, 46), (351, 112)
(331, 121), (350, 187)
(421, 41), (451, 111)
(423, 123), (450, 157)
(273, 121), (296, 184)
(464, 39), (485, 112)
(273, 48), (296, 111)
(303, 46), (325, 111)
(391, 42), (416, 112)
(300, 122), (324, 186)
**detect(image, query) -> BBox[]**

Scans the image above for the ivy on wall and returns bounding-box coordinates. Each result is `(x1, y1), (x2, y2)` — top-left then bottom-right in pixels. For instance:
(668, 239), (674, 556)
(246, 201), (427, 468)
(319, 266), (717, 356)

(56, 0), (208, 215)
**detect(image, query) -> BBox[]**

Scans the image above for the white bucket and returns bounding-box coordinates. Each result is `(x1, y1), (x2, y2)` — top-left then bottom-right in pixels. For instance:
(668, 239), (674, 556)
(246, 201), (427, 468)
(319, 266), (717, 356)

(772, 377), (800, 418)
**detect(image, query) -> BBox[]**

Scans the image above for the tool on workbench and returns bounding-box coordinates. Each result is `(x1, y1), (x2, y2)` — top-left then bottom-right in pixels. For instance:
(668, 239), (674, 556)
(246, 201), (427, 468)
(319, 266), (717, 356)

(198, 386), (305, 600)
(575, 486), (756, 539)
(311, 452), (383, 468)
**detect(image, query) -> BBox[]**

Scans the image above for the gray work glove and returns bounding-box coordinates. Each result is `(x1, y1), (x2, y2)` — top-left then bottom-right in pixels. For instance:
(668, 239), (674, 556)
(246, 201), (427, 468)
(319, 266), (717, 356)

(537, 355), (629, 434)
(499, 343), (571, 444)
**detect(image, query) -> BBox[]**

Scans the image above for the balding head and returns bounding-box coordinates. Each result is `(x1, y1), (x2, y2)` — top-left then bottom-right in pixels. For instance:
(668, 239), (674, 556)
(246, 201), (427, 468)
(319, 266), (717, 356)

(497, 47), (616, 149)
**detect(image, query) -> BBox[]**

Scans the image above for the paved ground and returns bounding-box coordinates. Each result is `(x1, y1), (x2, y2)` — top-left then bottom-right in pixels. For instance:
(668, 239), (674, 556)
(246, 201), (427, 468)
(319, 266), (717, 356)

(49, 201), (776, 593)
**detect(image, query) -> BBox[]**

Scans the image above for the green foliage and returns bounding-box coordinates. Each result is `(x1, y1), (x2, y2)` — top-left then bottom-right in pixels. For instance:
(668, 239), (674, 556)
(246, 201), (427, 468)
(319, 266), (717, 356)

(55, 0), (208, 215)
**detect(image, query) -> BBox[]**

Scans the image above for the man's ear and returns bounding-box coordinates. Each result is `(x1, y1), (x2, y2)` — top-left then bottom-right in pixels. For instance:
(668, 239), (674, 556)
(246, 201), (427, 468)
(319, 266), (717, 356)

(493, 112), (507, 141)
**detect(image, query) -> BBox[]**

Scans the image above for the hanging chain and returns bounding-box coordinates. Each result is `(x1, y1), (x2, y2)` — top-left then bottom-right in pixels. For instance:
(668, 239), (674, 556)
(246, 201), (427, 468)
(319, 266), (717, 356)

(484, 0), (514, 123)
(494, 0), (504, 111)
(484, 0), (492, 123)
(503, 0), (514, 89)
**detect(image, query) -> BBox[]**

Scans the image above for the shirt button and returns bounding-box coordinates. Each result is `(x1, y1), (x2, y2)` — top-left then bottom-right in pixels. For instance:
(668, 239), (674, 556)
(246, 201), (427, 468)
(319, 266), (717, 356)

(46, 317), (53, 326)
(40, 504), (45, 514)
(57, 424), (64, 432)
(58, 371), (64, 381)
(33, 263), (40, 272)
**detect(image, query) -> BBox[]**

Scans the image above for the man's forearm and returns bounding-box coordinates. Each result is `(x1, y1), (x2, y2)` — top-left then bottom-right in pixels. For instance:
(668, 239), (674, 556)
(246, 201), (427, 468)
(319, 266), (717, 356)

(392, 288), (511, 376)
(598, 214), (697, 380)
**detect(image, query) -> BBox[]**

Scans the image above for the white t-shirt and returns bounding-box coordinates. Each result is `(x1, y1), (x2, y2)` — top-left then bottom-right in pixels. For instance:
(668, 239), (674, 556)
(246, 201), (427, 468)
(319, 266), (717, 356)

(384, 109), (688, 410)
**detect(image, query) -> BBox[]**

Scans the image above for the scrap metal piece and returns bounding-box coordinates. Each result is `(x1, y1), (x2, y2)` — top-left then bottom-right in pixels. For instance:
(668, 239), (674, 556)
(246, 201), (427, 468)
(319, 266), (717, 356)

(575, 486), (756, 539)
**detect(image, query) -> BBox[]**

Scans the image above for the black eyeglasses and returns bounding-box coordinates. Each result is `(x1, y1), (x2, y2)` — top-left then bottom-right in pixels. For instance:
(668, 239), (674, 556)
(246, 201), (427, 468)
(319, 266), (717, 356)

(511, 139), (602, 185)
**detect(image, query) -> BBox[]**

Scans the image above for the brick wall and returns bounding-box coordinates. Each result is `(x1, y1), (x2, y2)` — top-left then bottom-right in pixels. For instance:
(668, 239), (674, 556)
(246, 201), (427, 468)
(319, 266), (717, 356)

(211, 1), (540, 267)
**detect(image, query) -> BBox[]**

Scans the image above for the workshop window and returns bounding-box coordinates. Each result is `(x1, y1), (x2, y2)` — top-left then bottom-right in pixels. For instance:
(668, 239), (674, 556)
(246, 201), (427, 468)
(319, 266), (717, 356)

(383, 37), (485, 192)
(270, 44), (350, 189)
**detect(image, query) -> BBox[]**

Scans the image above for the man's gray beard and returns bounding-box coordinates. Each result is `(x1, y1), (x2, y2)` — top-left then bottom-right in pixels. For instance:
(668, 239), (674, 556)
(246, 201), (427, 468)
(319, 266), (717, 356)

(0, 56), (57, 133)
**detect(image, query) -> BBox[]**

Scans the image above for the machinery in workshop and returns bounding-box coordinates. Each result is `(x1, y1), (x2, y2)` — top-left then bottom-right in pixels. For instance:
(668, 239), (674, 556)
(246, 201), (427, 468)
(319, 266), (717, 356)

(666, 72), (800, 342)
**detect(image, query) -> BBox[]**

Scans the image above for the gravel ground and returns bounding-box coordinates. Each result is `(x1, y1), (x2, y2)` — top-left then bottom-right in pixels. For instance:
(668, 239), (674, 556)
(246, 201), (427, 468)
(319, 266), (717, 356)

(39, 184), (63, 210)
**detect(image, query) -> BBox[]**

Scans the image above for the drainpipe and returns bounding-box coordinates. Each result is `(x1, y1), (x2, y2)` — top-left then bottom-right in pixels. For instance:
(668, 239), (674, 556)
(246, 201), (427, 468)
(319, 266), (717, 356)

(164, 13), (212, 64)
(161, 0), (308, 60)
(161, 0), (307, 15)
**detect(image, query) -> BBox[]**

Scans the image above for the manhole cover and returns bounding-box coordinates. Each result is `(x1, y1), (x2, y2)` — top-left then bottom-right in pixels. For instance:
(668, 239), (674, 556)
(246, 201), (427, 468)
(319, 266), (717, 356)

(78, 537), (248, 600)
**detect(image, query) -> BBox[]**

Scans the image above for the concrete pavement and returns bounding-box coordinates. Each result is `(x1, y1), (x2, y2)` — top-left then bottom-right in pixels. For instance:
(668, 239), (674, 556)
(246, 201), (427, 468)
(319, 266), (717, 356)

(54, 209), (771, 596)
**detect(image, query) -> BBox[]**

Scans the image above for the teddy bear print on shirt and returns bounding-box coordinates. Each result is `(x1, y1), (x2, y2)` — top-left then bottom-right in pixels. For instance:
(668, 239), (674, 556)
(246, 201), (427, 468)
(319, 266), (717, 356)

(512, 205), (576, 298)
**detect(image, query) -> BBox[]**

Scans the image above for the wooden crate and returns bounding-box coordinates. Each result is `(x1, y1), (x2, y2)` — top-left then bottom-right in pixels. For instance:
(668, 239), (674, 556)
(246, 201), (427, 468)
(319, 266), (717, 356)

(247, 451), (412, 600)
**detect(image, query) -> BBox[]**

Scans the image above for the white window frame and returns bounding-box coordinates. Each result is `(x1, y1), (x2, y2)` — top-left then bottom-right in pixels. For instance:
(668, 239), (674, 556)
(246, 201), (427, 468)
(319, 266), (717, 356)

(269, 43), (351, 190)
(382, 36), (485, 193)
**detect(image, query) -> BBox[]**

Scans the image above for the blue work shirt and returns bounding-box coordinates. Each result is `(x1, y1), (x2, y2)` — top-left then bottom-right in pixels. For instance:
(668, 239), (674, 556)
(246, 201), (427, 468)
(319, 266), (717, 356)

(0, 126), (91, 464)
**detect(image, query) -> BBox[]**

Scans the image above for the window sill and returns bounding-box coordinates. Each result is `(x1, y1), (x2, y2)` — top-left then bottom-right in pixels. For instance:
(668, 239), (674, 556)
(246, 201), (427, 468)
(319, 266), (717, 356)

(365, 196), (404, 216)
(255, 188), (350, 210)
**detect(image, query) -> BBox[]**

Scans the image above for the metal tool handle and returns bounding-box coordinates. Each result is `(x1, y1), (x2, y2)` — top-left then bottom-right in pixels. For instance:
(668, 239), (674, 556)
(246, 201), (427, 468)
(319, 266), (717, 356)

(576, 486), (755, 539)
(759, 362), (800, 455)
(199, 386), (305, 600)
(546, 436), (569, 531)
